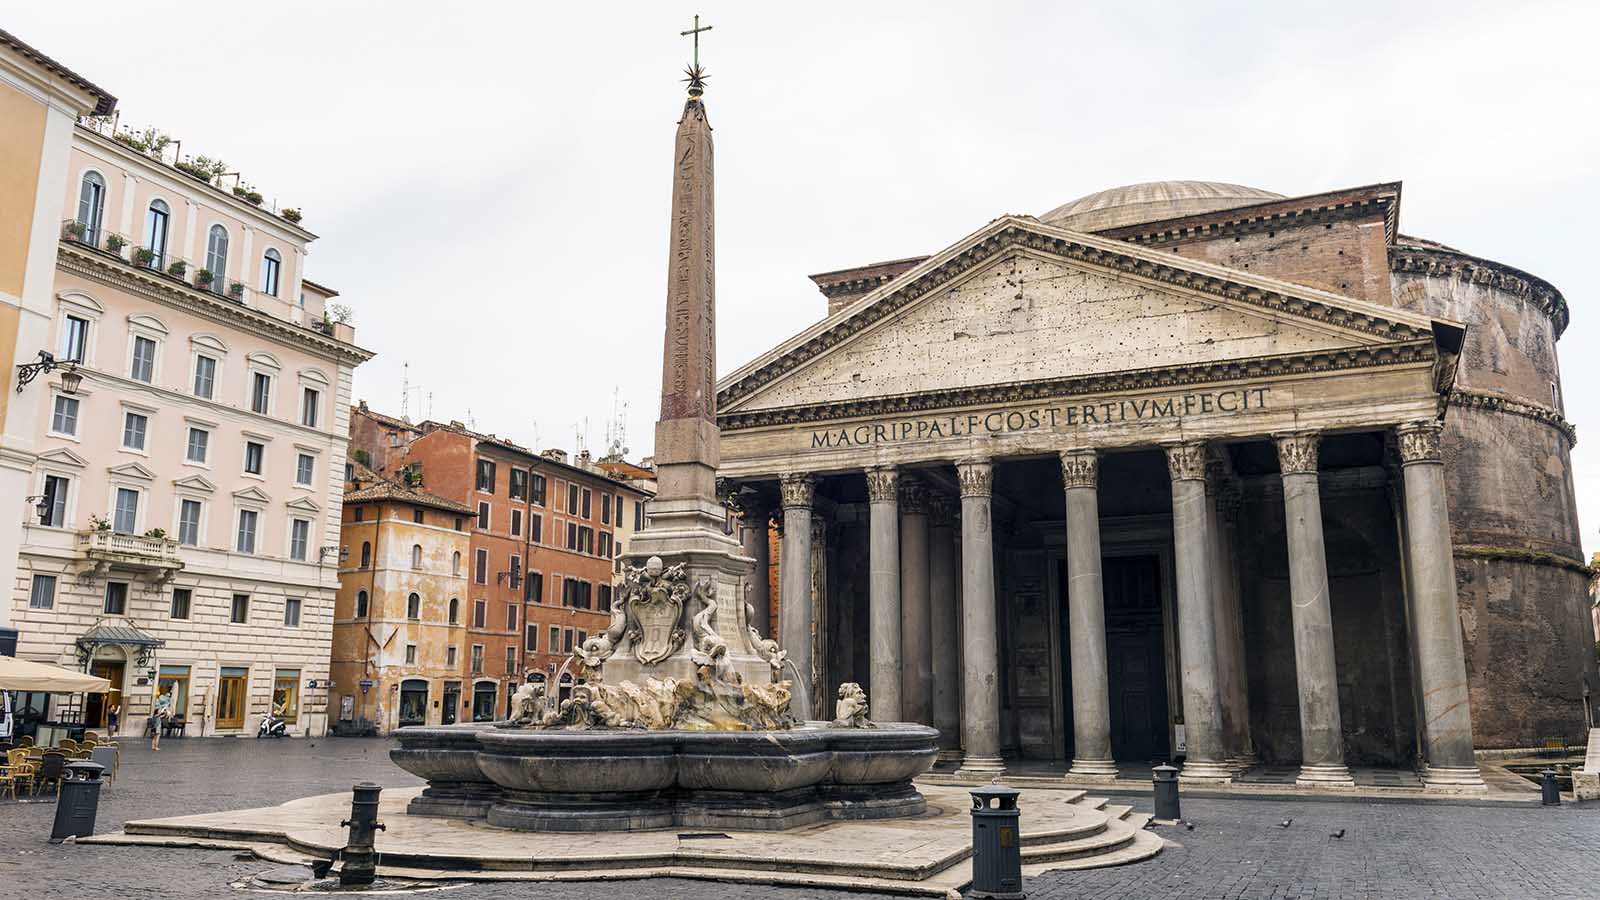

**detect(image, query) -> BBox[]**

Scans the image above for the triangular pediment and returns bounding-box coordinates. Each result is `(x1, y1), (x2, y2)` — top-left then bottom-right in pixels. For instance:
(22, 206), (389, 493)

(107, 461), (155, 481)
(172, 474), (216, 494)
(232, 485), (272, 504)
(719, 217), (1444, 419)
(285, 496), (320, 512)
(38, 447), (89, 469)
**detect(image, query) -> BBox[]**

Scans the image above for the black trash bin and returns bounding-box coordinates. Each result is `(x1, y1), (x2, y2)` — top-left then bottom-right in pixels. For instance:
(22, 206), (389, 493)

(1152, 763), (1181, 822)
(969, 785), (1024, 899)
(50, 760), (107, 843)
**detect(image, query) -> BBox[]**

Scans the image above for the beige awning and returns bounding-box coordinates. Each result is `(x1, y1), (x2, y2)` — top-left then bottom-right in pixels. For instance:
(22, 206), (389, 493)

(0, 656), (111, 693)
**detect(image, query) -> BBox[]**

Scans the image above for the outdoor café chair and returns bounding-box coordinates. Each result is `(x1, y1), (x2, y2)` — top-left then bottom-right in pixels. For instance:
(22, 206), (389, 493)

(34, 752), (66, 797)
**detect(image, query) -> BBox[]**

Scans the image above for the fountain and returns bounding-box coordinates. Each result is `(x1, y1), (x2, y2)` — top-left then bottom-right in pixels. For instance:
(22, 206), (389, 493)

(391, 54), (938, 833)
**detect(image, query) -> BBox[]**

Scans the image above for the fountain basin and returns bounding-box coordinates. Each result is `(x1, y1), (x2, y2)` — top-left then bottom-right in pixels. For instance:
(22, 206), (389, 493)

(387, 723), (501, 818)
(393, 722), (939, 832)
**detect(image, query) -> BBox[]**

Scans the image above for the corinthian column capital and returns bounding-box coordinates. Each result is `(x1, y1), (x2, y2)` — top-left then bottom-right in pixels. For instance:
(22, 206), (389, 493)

(1059, 449), (1098, 490)
(864, 465), (899, 503)
(956, 458), (994, 498)
(1274, 431), (1322, 476)
(1395, 420), (1444, 465)
(1164, 440), (1209, 482)
(778, 472), (816, 509)
(898, 476), (929, 515)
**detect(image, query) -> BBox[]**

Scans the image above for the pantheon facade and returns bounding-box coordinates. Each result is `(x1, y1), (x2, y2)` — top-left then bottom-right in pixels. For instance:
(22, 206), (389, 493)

(717, 181), (1597, 788)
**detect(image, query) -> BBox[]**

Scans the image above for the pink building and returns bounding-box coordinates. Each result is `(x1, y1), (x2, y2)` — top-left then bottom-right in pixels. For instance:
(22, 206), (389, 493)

(7, 112), (372, 739)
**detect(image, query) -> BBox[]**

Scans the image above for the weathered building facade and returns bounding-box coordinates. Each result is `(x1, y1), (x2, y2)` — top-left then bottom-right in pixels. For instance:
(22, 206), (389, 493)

(330, 464), (472, 733)
(722, 181), (1597, 788)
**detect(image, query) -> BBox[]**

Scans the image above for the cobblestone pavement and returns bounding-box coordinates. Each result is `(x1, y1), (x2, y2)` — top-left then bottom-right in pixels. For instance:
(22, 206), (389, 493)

(1, 737), (1595, 899)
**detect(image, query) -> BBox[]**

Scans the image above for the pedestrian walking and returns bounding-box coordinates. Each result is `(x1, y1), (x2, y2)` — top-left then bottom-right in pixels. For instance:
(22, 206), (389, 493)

(150, 689), (172, 750)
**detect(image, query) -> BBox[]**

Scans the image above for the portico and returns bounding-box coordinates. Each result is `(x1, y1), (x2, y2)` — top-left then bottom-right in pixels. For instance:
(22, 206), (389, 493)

(716, 215), (1485, 788)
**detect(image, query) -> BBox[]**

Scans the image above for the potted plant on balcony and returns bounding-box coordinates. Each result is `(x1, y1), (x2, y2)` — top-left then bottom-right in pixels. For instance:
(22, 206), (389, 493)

(135, 247), (157, 267)
(62, 222), (86, 242)
(87, 514), (110, 532)
(143, 527), (168, 540)
(228, 281), (245, 300)
(280, 208), (302, 224)
(104, 233), (126, 255)
(195, 268), (215, 289)
(167, 259), (188, 278)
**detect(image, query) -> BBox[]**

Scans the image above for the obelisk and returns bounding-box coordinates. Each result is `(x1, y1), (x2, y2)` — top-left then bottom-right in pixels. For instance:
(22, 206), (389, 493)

(608, 54), (771, 690)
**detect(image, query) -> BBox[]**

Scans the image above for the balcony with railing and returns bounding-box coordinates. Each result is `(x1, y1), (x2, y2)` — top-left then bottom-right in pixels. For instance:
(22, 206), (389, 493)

(77, 528), (184, 580)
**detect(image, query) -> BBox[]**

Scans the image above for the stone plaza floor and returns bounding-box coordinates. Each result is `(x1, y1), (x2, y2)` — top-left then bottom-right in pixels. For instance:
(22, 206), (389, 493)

(0, 736), (1595, 899)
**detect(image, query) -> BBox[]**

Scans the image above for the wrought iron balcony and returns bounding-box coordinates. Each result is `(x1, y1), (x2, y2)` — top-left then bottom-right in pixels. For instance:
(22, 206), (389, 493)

(77, 528), (184, 581)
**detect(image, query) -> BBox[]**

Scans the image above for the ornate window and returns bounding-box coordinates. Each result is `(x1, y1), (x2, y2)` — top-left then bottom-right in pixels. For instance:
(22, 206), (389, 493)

(77, 172), (106, 244)
(205, 224), (229, 288)
(144, 200), (170, 267)
(260, 248), (281, 296)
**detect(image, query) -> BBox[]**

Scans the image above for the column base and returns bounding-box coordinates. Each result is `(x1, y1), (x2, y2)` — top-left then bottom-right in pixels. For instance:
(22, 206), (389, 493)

(1294, 763), (1356, 788)
(1420, 764), (1487, 792)
(935, 748), (964, 766)
(954, 755), (1007, 780)
(1178, 759), (1235, 783)
(1066, 758), (1120, 781)
(1227, 751), (1258, 773)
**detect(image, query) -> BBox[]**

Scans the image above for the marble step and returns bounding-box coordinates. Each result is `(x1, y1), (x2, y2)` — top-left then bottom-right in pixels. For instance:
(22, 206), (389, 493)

(1020, 825), (1163, 874)
(1019, 806), (1111, 846)
(1018, 817), (1140, 864)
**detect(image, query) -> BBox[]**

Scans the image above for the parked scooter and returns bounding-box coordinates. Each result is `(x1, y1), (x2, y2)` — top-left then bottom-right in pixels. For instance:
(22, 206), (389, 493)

(257, 713), (288, 738)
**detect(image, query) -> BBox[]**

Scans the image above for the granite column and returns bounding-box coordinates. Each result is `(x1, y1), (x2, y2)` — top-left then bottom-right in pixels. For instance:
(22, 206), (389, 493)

(1395, 421), (1485, 789)
(1275, 433), (1355, 786)
(778, 473), (816, 707)
(866, 465), (903, 722)
(928, 494), (961, 758)
(899, 477), (933, 725)
(1061, 449), (1117, 779)
(1165, 441), (1233, 782)
(956, 459), (1005, 778)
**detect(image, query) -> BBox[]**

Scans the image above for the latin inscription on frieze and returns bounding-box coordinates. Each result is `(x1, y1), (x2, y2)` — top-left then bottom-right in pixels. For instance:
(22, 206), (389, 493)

(809, 386), (1271, 449)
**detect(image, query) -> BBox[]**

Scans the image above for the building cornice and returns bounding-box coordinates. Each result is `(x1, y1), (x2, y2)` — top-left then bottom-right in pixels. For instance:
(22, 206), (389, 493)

(1099, 183), (1402, 248)
(57, 243), (374, 365)
(1389, 241), (1569, 337)
(719, 339), (1436, 431)
(1453, 544), (1591, 577)
(719, 219), (1437, 412)
(1448, 387), (1577, 446)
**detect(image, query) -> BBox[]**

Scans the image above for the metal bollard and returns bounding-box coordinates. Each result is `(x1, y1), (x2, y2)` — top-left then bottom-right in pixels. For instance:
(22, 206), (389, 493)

(49, 761), (107, 843)
(1541, 769), (1561, 806)
(969, 785), (1024, 900)
(1152, 763), (1181, 822)
(338, 782), (386, 885)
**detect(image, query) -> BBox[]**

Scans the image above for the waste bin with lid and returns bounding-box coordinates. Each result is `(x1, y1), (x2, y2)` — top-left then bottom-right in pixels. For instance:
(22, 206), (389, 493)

(50, 760), (107, 843)
(969, 785), (1024, 899)
(1152, 763), (1181, 821)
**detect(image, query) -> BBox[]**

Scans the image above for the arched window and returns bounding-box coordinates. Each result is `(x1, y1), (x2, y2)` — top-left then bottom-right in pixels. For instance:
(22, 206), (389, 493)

(143, 200), (170, 268)
(205, 224), (229, 288)
(448, 598), (459, 625)
(451, 551), (461, 576)
(77, 172), (106, 245)
(260, 248), (281, 296)
(360, 541), (371, 568)
(407, 592), (421, 619)
(355, 590), (369, 618)
(411, 544), (422, 569)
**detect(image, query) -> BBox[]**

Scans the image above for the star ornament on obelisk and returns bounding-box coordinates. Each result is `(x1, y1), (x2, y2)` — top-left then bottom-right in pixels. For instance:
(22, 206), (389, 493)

(681, 13), (711, 98)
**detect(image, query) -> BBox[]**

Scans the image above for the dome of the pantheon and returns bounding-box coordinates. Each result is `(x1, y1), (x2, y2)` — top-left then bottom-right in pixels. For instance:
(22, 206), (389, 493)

(1041, 181), (1285, 232)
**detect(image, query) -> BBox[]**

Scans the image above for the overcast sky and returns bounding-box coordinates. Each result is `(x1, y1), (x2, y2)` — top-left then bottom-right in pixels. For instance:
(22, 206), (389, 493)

(13, 1), (1600, 553)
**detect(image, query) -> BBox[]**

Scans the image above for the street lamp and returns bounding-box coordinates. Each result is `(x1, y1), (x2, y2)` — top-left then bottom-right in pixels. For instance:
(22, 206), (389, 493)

(14, 350), (80, 394)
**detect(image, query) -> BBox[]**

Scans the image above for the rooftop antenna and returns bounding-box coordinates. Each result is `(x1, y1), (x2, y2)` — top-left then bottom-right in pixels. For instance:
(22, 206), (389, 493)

(530, 419), (540, 450)
(467, 408), (476, 432)
(400, 362), (424, 422)
(603, 386), (630, 460)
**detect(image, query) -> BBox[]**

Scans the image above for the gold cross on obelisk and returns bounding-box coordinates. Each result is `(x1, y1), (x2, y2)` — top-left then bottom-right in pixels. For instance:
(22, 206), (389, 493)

(680, 14), (712, 69)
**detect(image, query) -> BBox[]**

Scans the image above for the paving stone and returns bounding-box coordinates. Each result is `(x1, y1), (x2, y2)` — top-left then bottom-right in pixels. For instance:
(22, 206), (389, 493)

(2, 737), (1595, 899)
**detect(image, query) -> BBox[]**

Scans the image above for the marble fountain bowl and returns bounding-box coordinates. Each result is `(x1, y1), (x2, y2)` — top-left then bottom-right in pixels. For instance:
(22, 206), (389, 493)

(391, 722), (940, 832)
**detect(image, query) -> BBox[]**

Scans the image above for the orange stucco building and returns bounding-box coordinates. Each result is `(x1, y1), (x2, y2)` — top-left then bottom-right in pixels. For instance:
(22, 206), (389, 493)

(349, 403), (650, 719)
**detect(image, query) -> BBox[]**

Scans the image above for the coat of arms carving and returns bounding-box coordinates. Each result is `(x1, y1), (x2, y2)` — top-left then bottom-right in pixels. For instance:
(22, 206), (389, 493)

(620, 555), (690, 665)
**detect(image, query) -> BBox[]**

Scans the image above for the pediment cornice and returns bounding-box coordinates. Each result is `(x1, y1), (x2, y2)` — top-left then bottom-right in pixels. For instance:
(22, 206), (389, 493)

(718, 339), (1437, 431)
(717, 217), (1438, 413)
